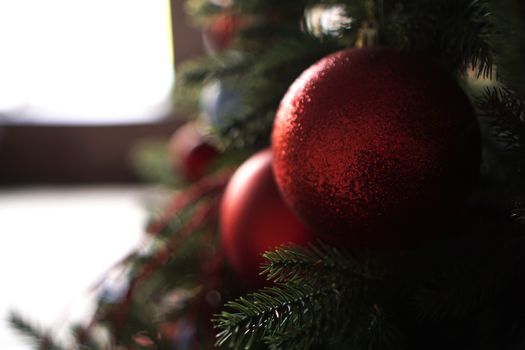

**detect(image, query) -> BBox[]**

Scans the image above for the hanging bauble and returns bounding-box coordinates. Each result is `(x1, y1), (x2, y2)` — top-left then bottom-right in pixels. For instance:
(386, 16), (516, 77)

(220, 149), (313, 287)
(167, 122), (219, 181)
(199, 79), (240, 129)
(202, 13), (245, 53)
(272, 47), (481, 250)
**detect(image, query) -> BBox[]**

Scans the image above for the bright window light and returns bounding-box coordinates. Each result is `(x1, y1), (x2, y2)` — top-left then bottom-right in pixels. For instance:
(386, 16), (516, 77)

(0, 0), (174, 125)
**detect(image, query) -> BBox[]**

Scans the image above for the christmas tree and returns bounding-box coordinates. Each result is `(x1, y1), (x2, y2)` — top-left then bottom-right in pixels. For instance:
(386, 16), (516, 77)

(10, 0), (525, 349)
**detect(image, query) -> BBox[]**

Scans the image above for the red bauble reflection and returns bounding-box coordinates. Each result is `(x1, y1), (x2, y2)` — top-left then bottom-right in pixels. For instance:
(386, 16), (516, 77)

(168, 123), (219, 181)
(272, 47), (481, 250)
(220, 149), (313, 287)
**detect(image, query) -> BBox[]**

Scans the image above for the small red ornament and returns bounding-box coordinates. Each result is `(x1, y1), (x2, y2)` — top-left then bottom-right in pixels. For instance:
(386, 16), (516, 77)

(272, 47), (481, 250)
(220, 149), (313, 287)
(203, 14), (248, 53)
(168, 123), (219, 181)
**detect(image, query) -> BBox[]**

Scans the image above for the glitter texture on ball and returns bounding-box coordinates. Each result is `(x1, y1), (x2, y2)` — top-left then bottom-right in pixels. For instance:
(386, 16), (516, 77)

(272, 47), (481, 249)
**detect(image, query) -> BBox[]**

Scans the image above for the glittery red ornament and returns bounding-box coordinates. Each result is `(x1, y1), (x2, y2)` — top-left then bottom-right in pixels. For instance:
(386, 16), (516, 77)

(168, 123), (219, 181)
(272, 47), (481, 250)
(220, 149), (313, 287)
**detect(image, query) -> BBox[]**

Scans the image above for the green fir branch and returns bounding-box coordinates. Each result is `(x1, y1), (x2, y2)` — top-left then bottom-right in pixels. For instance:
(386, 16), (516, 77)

(8, 312), (65, 350)
(264, 326), (325, 350)
(264, 302), (403, 350)
(176, 53), (250, 87)
(260, 243), (379, 283)
(216, 37), (340, 149)
(488, 0), (525, 91)
(214, 280), (350, 349)
(215, 244), (388, 350)
(386, 0), (495, 77)
(478, 87), (525, 154)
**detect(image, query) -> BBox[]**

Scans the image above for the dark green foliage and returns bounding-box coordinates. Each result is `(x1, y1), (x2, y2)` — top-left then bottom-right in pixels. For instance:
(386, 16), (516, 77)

(260, 242), (379, 283)
(216, 223), (525, 349)
(477, 87), (525, 195)
(176, 36), (341, 149)
(215, 281), (349, 349)
(487, 0), (525, 91)
(8, 312), (65, 350)
(214, 244), (402, 350)
(217, 39), (340, 149)
(186, 0), (309, 21)
(478, 87), (525, 153)
(385, 0), (495, 77)
(177, 1), (353, 150)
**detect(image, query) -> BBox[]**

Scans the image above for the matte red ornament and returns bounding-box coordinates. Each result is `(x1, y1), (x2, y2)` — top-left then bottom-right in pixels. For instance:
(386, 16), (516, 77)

(168, 123), (219, 181)
(220, 149), (313, 287)
(272, 47), (481, 250)
(203, 14), (248, 53)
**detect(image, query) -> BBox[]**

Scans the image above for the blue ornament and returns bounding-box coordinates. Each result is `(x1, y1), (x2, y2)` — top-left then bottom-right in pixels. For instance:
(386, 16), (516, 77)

(199, 80), (240, 128)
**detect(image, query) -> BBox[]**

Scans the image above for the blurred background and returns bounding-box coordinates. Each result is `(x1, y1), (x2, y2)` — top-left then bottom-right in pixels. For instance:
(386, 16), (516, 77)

(0, 1), (203, 348)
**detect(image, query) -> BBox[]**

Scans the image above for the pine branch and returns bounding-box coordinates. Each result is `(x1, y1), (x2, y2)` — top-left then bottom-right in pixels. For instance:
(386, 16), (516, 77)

(478, 87), (525, 154)
(215, 244), (388, 350)
(261, 243), (379, 283)
(265, 302), (403, 350)
(214, 280), (351, 349)
(8, 312), (65, 350)
(216, 37), (340, 149)
(264, 326), (324, 350)
(387, 0), (495, 77)
(177, 53), (251, 85)
(486, 0), (525, 91)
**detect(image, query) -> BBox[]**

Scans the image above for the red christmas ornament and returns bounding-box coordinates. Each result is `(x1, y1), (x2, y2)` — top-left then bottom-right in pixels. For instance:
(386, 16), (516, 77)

(272, 47), (481, 250)
(203, 14), (247, 53)
(168, 123), (219, 181)
(220, 149), (313, 287)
